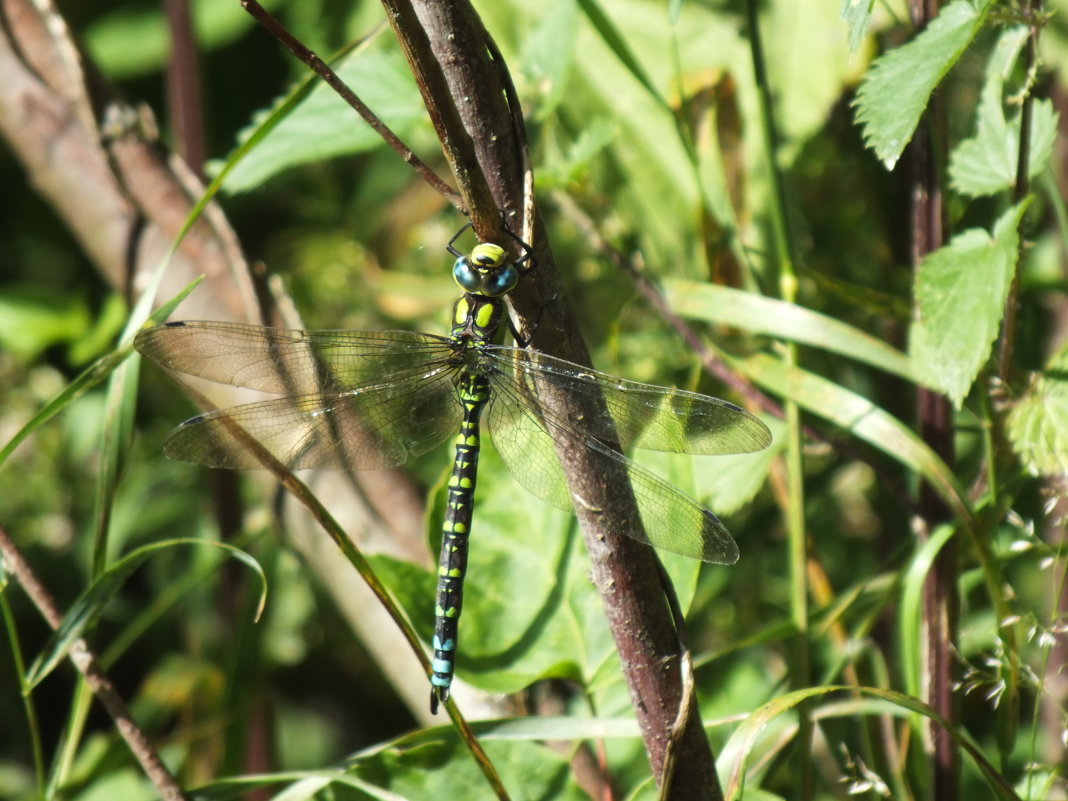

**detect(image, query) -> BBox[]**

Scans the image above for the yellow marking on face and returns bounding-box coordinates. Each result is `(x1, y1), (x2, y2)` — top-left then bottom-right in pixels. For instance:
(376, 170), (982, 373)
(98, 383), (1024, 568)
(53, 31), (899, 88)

(471, 243), (505, 267)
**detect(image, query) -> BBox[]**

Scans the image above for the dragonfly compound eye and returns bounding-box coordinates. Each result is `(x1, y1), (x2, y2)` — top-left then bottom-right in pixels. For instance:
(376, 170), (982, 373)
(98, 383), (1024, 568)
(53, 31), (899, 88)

(480, 264), (519, 297)
(453, 257), (483, 293)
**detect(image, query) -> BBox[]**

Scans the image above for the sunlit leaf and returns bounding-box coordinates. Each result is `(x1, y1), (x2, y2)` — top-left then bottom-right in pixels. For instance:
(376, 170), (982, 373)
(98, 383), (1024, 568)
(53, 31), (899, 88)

(949, 27), (1060, 197)
(909, 202), (1028, 407)
(664, 281), (914, 380)
(1007, 346), (1068, 479)
(841, 0), (876, 57)
(854, 0), (992, 169)
(218, 46), (427, 193)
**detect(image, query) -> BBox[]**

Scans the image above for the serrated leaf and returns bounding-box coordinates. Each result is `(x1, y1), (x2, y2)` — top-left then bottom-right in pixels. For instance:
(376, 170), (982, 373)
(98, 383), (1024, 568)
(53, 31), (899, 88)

(950, 27), (1060, 197)
(1007, 348), (1068, 478)
(854, 0), (992, 170)
(841, 0), (876, 58)
(909, 201), (1028, 407)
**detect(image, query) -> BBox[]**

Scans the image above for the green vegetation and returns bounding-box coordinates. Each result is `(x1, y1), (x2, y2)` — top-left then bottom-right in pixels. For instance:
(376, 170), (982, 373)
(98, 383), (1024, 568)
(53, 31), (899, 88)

(1, 1), (1065, 799)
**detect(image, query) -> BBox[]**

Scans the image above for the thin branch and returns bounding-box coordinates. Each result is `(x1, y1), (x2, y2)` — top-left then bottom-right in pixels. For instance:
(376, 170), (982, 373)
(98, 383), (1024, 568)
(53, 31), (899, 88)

(908, 1), (959, 798)
(382, 2), (721, 794)
(556, 192), (920, 517)
(240, 0), (463, 210)
(163, 0), (206, 176)
(997, 0), (1042, 383)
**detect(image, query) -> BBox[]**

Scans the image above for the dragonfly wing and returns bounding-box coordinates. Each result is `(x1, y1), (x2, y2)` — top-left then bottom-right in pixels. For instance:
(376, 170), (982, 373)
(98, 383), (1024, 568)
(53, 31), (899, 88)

(486, 378), (739, 564)
(163, 367), (461, 470)
(485, 388), (572, 510)
(486, 346), (771, 455)
(135, 322), (451, 394)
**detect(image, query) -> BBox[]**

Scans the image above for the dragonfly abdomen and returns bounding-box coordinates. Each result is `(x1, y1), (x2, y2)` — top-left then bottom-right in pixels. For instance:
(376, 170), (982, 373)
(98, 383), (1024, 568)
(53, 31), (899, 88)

(430, 370), (491, 712)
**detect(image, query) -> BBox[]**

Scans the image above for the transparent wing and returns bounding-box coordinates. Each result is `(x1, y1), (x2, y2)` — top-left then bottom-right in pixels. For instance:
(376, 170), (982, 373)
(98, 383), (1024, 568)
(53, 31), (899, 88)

(135, 321), (453, 395)
(162, 366), (462, 470)
(485, 369), (740, 564)
(484, 345), (771, 454)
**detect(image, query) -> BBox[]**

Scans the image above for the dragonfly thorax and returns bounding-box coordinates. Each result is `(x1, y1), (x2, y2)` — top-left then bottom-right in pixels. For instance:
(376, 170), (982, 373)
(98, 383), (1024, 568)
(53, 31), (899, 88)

(450, 293), (505, 345)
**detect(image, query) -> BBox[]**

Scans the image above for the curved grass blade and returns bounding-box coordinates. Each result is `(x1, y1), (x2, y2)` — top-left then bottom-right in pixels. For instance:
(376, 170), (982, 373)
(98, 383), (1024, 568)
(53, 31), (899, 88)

(720, 686), (1022, 801)
(730, 351), (970, 521)
(663, 280), (915, 381)
(25, 538), (265, 689)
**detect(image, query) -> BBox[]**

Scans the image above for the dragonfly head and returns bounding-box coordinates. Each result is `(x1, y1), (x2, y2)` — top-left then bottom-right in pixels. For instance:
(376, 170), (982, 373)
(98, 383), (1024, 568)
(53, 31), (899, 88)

(453, 242), (519, 298)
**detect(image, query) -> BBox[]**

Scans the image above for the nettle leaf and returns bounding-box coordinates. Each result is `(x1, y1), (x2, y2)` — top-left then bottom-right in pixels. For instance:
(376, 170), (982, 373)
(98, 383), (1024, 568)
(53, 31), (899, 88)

(950, 26), (1060, 197)
(1007, 347), (1068, 479)
(841, 0), (876, 58)
(909, 201), (1028, 407)
(854, 0), (992, 170)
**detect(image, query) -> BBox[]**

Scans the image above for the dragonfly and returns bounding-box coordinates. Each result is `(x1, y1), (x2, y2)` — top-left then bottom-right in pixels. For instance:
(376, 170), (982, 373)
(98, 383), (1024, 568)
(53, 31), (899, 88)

(134, 226), (772, 712)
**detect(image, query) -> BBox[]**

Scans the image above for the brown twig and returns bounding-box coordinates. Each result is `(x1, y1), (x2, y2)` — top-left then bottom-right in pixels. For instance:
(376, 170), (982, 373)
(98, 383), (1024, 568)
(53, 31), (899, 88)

(996, 0), (1042, 384)
(380, 2), (720, 794)
(908, 2), (959, 798)
(163, 0), (206, 177)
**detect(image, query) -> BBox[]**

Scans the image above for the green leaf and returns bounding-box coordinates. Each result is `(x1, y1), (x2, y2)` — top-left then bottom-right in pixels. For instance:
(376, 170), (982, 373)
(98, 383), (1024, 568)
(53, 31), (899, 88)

(949, 27), (1060, 197)
(909, 202), (1028, 407)
(373, 448), (588, 698)
(218, 46), (427, 193)
(576, 0), (663, 103)
(1007, 347), (1068, 479)
(0, 287), (89, 361)
(853, 0), (992, 169)
(373, 441), (711, 702)
(522, 0), (580, 121)
(900, 523), (956, 697)
(719, 686), (1022, 800)
(841, 0), (876, 57)
(348, 738), (586, 801)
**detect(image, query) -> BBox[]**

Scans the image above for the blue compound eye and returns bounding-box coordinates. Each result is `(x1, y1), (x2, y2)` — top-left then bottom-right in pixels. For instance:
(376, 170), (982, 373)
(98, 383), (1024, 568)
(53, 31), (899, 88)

(453, 257), (483, 292)
(481, 264), (519, 297)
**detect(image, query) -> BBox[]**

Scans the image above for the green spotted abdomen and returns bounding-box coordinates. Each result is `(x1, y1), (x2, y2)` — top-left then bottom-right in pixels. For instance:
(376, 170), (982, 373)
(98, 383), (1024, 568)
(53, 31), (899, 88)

(430, 370), (490, 713)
